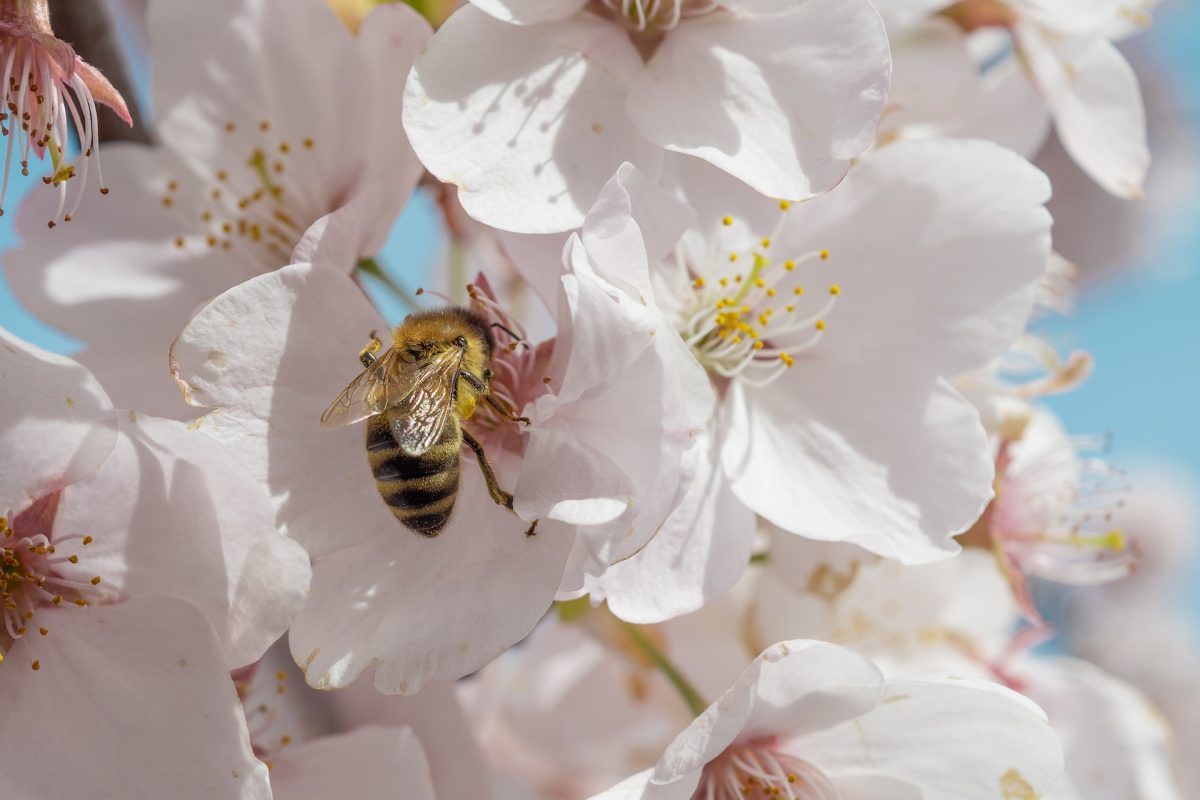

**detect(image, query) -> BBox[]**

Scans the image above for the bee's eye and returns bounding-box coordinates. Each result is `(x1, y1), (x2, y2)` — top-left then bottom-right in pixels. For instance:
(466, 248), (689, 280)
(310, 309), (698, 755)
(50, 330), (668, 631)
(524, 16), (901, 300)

(454, 335), (468, 349)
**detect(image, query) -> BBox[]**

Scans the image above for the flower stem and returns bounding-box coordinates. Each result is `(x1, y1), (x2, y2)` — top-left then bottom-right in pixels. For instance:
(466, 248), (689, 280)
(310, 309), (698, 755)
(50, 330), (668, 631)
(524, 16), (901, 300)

(356, 257), (419, 312)
(619, 620), (709, 718)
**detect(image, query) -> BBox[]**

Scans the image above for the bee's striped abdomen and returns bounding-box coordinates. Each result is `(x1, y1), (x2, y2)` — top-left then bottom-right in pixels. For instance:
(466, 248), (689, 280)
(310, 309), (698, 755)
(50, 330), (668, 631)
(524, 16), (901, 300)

(366, 413), (462, 536)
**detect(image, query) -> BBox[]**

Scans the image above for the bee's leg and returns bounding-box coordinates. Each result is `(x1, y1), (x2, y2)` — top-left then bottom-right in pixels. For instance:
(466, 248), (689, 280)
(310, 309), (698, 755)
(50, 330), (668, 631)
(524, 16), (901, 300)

(483, 393), (530, 426)
(461, 429), (538, 537)
(358, 331), (383, 368)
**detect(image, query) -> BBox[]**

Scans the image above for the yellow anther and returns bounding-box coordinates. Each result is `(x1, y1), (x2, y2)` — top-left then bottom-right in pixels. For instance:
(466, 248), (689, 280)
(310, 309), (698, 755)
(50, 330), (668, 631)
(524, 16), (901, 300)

(784, 260), (795, 270)
(766, 288), (776, 297)
(760, 238), (771, 248)
(753, 341), (764, 350)
(778, 200), (791, 210)
(82, 536), (93, 545)
(90, 576), (101, 586)
(719, 277), (729, 287)
(820, 249), (829, 260)
(829, 284), (841, 295)
(722, 216), (733, 226)
(67, 555), (78, 564)
(729, 253), (738, 262)
(754, 278), (766, 288)
(31, 660), (39, 670)
(815, 320), (826, 331)
(794, 286), (804, 296)
(693, 277), (705, 288)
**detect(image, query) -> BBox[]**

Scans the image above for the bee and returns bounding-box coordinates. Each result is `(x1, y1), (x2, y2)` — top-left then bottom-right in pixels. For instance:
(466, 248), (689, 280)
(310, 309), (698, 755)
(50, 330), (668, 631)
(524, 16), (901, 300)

(320, 307), (537, 537)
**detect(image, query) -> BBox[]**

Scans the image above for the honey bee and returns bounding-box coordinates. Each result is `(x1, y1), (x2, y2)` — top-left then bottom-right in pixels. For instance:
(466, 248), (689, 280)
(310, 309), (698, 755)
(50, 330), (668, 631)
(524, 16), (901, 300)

(321, 307), (537, 537)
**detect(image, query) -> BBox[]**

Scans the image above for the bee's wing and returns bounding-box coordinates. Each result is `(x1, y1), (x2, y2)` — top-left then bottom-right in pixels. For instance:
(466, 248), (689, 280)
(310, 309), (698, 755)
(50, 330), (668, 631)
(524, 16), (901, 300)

(320, 348), (410, 429)
(388, 346), (464, 456)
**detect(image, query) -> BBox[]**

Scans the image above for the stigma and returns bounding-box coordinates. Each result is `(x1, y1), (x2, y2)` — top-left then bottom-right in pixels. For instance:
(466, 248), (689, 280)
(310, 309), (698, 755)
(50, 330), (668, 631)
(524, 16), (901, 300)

(694, 741), (839, 800)
(677, 207), (839, 387)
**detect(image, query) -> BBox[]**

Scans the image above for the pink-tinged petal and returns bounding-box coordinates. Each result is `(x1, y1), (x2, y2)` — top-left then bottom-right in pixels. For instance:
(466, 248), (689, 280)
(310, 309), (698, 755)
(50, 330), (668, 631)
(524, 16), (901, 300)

(73, 57), (132, 125)
(597, 425), (756, 624)
(0, 597), (270, 800)
(1018, 27), (1149, 199)
(289, 468), (573, 694)
(271, 726), (436, 800)
(0, 329), (117, 515)
(355, 3), (433, 251)
(774, 138), (1052, 375)
(653, 641), (884, 783)
(403, 7), (662, 233)
(54, 414), (311, 669)
(170, 263), (393, 558)
(327, 681), (491, 800)
(726, 372), (992, 563)
(627, 0), (890, 200)
(801, 678), (1064, 800)
(470, 0), (590, 24)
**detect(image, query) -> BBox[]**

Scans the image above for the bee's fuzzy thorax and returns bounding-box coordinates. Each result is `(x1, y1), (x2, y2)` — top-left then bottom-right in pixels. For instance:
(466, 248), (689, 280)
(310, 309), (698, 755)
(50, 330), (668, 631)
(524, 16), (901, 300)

(392, 307), (493, 419)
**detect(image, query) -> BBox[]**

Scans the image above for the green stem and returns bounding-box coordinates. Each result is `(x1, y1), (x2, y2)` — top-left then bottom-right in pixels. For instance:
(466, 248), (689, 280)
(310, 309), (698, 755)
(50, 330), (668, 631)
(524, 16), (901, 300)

(749, 551), (769, 565)
(619, 621), (709, 718)
(356, 257), (419, 312)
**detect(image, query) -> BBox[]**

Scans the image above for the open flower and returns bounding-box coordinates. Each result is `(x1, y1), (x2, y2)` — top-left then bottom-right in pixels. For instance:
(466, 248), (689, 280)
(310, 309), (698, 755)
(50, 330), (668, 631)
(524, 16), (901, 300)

(402, 0), (891, 233)
(881, 0), (1151, 198)
(519, 138), (1051, 621)
(169, 243), (711, 693)
(0, 0), (132, 225)
(590, 639), (1064, 799)
(5, 0), (431, 415)
(971, 407), (1135, 626)
(0, 328), (310, 799)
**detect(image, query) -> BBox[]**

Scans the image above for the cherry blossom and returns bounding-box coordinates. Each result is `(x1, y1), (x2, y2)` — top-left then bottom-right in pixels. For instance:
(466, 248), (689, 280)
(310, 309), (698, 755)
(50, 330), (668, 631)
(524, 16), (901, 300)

(882, 0), (1151, 198)
(4, 0), (431, 415)
(169, 247), (711, 694)
(590, 639), (1064, 800)
(520, 138), (1052, 621)
(0, 0), (132, 225)
(0, 328), (311, 799)
(402, 0), (891, 233)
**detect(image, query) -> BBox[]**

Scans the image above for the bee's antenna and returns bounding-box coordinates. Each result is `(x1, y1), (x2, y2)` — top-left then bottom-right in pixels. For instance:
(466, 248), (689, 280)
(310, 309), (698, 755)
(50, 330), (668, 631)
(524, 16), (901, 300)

(490, 322), (529, 349)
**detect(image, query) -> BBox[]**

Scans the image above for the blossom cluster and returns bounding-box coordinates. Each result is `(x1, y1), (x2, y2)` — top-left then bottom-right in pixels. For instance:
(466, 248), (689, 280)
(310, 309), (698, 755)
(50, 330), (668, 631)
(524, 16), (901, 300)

(0, 0), (1190, 797)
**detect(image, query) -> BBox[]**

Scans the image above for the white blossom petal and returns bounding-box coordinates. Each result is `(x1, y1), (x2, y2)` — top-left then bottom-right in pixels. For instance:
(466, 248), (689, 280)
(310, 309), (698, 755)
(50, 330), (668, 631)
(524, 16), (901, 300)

(627, 0), (890, 200)
(403, 6), (662, 233)
(0, 329), (118, 515)
(54, 414), (311, 669)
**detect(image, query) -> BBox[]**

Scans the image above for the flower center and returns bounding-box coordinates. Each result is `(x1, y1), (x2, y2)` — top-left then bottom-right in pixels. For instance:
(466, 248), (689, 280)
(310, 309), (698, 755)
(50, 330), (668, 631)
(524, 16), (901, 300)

(676, 206), (839, 387)
(0, 32), (109, 226)
(696, 741), (840, 800)
(0, 493), (107, 671)
(991, 433), (1134, 584)
(162, 118), (323, 272)
(594, 0), (721, 33)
